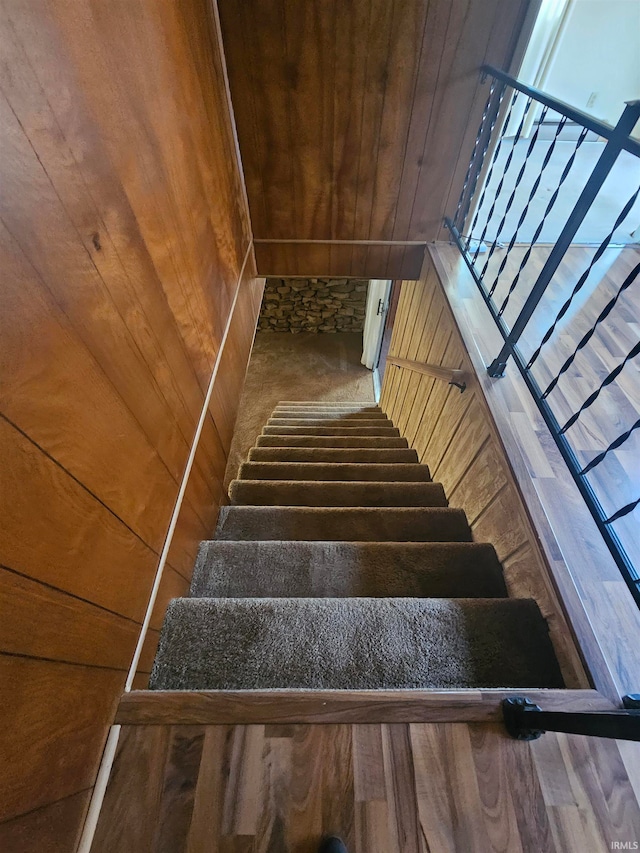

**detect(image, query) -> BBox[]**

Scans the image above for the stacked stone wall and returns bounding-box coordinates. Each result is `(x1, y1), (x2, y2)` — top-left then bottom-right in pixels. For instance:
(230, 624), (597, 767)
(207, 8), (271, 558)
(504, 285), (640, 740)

(258, 278), (368, 333)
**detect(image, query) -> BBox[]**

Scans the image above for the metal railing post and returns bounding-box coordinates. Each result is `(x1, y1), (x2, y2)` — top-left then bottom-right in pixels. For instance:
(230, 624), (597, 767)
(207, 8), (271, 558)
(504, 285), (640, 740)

(486, 99), (640, 377)
(503, 696), (640, 742)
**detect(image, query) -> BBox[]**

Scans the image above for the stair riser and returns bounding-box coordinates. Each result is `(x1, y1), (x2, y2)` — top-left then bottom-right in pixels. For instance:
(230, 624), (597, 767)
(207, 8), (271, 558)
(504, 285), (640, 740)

(248, 447), (419, 463)
(277, 401), (377, 407)
(263, 426), (400, 436)
(229, 480), (447, 507)
(238, 462), (431, 481)
(268, 418), (394, 428)
(272, 411), (388, 419)
(256, 436), (409, 448)
(215, 506), (472, 542)
(191, 541), (508, 599)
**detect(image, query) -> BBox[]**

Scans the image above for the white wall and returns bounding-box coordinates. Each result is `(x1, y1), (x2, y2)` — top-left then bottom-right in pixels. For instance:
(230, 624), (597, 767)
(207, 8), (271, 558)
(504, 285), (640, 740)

(543, 0), (640, 126)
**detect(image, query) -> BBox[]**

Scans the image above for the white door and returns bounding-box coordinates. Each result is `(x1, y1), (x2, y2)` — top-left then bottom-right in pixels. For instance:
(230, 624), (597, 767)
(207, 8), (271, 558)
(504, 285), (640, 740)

(361, 279), (392, 370)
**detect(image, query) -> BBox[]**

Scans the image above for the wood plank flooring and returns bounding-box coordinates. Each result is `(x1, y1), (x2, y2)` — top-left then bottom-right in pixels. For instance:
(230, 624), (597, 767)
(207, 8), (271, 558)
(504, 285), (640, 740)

(91, 722), (640, 852)
(481, 244), (640, 572)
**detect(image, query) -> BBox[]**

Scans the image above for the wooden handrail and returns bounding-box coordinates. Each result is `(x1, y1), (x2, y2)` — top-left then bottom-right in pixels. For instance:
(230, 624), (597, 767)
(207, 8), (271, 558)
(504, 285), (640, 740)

(387, 357), (467, 392)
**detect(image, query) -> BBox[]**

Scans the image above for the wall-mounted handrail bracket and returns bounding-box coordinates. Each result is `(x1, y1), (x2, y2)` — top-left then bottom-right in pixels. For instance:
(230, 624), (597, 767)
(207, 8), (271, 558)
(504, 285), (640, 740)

(502, 697), (544, 741)
(502, 696), (640, 742)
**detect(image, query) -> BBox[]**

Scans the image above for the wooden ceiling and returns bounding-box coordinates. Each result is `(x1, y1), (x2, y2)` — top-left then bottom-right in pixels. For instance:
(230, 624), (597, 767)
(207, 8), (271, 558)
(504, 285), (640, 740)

(218, 0), (534, 277)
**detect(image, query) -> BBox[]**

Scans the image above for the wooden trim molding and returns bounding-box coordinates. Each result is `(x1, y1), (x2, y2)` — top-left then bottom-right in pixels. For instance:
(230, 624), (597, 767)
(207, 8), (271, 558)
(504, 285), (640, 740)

(253, 241), (427, 279)
(115, 688), (614, 726)
(124, 240), (254, 692)
(253, 239), (427, 246)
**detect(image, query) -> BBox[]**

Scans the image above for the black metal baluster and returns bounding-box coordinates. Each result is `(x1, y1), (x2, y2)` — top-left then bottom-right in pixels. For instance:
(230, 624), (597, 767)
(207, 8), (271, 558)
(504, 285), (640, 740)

(604, 497), (640, 525)
(528, 186), (640, 371)
(486, 99), (640, 378)
(472, 96), (532, 265)
(453, 80), (498, 232)
(445, 68), (640, 610)
(559, 339), (640, 435)
(463, 87), (519, 254)
(542, 260), (640, 400)
(581, 417), (640, 476)
(492, 122), (587, 310)
(478, 100), (542, 279)
(489, 121), (587, 316)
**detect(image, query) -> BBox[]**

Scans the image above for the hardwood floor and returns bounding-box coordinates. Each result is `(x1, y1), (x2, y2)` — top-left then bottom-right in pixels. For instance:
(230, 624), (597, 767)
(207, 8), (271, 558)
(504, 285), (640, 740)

(480, 244), (640, 580)
(91, 722), (640, 852)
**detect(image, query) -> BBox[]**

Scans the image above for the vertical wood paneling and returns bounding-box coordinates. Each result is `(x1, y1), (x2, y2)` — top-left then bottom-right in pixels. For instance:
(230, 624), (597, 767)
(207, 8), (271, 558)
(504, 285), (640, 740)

(0, 0), (262, 845)
(381, 253), (586, 690)
(218, 0), (531, 277)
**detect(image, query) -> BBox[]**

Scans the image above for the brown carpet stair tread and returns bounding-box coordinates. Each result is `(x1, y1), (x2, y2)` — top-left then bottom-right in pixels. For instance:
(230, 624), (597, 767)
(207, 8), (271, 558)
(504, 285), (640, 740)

(215, 505), (472, 542)
(238, 462), (430, 481)
(229, 480), (447, 507)
(190, 541), (508, 599)
(149, 597), (564, 690)
(151, 399), (563, 695)
(248, 447), (420, 463)
(256, 435), (409, 448)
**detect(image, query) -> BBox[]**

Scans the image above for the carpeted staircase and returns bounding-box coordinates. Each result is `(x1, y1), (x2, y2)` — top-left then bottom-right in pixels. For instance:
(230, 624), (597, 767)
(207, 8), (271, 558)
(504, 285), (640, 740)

(150, 402), (564, 690)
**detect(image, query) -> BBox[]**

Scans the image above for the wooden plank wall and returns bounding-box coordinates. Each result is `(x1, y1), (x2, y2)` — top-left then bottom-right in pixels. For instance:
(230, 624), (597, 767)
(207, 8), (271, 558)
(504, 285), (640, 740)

(217, 0), (535, 278)
(380, 255), (587, 690)
(0, 1), (263, 849)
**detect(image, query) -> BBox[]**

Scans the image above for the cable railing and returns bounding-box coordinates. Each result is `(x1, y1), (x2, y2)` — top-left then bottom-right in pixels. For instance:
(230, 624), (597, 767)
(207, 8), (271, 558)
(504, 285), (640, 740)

(446, 64), (640, 609)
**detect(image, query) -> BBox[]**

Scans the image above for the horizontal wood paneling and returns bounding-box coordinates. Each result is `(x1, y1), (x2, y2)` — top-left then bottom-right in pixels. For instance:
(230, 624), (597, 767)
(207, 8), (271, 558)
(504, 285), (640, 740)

(0, 790), (91, 853)
(0, 0), (262, 844)
(0, 657), (124, 822)
(218, 0), (532, 276)
(380, 255), (588, 691)
(90, 721), (640, 852)
(0, 568), (141, 671)
(0, 416), (160, 622)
